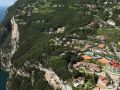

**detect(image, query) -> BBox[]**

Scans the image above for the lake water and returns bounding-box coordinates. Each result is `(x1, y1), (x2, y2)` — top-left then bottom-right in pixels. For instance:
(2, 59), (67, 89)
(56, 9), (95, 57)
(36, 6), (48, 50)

(0, 7), (8, 90)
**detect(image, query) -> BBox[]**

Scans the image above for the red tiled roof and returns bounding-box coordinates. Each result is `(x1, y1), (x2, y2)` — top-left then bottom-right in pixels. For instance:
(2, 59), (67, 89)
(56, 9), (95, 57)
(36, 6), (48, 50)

(109, 61), (120, 68)
(99, 76), (109, 86)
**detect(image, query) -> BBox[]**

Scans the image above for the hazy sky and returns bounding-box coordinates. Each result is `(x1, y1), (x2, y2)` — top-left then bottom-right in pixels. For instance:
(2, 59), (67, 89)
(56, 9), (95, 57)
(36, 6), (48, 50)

(0, 0), (17, 7)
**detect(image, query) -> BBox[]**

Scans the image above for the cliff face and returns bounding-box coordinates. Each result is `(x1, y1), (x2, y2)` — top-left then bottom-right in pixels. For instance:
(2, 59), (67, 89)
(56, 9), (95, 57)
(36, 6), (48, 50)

(43, 68), (72, 90)
(0, 17), (20, 90)
(0, 17), (19, 71)
(11, 17), (19, 56)
(24, 62), (72, 90)
(0, 16), (71, 90)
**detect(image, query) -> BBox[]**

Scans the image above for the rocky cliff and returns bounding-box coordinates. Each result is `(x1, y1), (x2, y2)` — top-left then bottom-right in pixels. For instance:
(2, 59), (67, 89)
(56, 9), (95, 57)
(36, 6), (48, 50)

(0, 17), (19, 72)
(0, 16), (71, 90)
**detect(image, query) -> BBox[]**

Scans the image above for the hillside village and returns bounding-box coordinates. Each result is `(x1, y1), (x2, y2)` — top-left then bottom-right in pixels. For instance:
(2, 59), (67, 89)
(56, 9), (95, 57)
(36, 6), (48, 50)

(62, 35), (120, 90)
(47, 27), (120, 89)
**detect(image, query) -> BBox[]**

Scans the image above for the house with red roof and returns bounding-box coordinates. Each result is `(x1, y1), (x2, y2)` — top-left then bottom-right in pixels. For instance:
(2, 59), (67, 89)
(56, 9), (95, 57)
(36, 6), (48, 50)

(106, 61), (120, 75)
(98, 75), (110, 87)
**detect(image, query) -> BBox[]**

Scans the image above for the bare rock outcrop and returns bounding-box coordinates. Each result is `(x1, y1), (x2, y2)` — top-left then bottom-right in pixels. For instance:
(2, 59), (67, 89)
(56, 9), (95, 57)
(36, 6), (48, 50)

(0, 16), (19, 72)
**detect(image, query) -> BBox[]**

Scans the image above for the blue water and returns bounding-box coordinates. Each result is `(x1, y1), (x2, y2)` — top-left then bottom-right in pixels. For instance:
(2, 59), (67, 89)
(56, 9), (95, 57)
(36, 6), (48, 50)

(0, 1), (17, 90)
(0, 7), (9, 90)
(0, 7), (7, 22)
(0, 70), (8, 90)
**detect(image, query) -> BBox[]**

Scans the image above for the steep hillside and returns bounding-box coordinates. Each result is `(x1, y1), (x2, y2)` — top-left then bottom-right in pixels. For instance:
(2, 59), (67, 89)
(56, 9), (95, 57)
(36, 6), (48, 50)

(0, 0), (120, 90)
